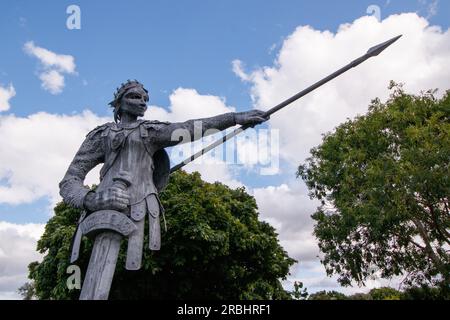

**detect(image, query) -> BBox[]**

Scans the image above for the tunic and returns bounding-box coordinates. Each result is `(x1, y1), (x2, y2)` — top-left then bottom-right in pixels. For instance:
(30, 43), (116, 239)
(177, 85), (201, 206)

(59, 113), (236, 267)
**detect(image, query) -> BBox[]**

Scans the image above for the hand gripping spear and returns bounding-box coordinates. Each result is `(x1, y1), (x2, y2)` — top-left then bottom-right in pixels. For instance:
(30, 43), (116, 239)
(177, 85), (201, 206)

(170, 35), (403, 173)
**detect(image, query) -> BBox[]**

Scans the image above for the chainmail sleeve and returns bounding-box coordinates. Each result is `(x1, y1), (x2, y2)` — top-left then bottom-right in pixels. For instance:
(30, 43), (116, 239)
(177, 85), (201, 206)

(152, 112), (236, 148)
(59, 126), (106, 209)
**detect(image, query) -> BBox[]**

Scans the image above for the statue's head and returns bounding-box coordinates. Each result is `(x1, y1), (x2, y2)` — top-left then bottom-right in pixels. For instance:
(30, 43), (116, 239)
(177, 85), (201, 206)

(109, 80), (149, 123)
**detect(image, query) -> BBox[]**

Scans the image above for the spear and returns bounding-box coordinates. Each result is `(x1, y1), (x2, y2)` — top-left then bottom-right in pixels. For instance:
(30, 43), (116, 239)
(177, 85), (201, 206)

(170, 35), (402, 173)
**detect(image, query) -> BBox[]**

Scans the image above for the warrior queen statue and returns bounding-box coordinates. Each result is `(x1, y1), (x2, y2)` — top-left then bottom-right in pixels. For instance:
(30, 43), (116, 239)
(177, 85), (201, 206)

(59, 80), (269, 299)
(57, 34), (401, 300)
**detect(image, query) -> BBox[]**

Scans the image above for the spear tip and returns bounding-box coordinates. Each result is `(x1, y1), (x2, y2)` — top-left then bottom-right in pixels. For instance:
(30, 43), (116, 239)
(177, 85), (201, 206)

(366, 34), (402, 57)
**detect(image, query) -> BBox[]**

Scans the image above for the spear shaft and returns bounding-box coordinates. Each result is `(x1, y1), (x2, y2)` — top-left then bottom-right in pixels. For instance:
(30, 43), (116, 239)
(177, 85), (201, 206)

(170, 35), (402, 173)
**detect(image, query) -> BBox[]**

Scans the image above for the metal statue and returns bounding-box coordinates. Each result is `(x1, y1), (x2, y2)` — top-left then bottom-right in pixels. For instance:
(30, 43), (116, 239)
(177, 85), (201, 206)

(59, 35), (401, 300)
(59, 80), (268, 299)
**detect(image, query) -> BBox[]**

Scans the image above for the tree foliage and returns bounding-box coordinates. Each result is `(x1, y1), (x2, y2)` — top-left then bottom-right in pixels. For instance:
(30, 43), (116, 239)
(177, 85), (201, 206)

(298, 83), (450, 291)
(17, 282), (36, 300)
(307, 286), (440, 300)
(307, 285), (449, 300)
(308, 290), (348, 300)
(401, 284), (447, 300)
(289, 281), (309, 300)
(28, 171), (295, 300)
(368, 287), (402, 300)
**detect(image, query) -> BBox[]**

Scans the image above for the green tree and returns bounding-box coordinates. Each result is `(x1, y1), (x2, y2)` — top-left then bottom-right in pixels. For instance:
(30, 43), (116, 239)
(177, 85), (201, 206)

(298, 83), (450, 292)
(401, 284), (447, 300)
(347, 292), (372, 300)
(28, 171), (295, 300)
(17, 282), (36, 300)
(308, 290), (348, 300)
(369, 287), (402, 300)
(289, 281), (309, 300)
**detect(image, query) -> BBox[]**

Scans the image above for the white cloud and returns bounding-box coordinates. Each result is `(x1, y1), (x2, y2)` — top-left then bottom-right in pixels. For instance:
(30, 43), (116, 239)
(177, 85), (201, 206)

(146, 87), (246, 186)
(0, 87), (245, 302)
(285, 261), (406, 295)
(0, 88), (242, 208)
(0, 85), (275, 210)
(234, 13), (450, 166)
(0, 221), (45, 300)
(253, 183), (319, 263)
(0, 84), (16, 112)
(24, 41), (76, 95)
(146, 87), (235, 122)
(231, 60), (250, 82)
(147, 87), (280, 181)
(0, 111), (107, 206)
(23, 42), (75, 74)
(39, 70), (65, 95)
(236, 13), (450, 293)
(6, 12), (448, 296)
(0, 88), (244, 299)
(252, 182), (348, 294)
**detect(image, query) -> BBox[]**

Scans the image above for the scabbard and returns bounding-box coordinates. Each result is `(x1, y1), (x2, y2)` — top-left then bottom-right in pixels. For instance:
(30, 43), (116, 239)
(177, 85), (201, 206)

(70, 210), (87, 263)
(70, 226), (83, 263)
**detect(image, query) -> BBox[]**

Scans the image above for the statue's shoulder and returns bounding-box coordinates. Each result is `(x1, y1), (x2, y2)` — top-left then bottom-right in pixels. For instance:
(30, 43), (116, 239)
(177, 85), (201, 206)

(86, 122), (115, 138)
(141, 120), (171, 130)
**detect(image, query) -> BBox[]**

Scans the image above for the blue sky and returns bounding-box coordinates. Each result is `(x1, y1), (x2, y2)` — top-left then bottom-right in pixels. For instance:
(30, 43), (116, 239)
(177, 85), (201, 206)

(1, 0), (448, 223)
(2, 0), (449, 119)
(1, 0), (449, 298)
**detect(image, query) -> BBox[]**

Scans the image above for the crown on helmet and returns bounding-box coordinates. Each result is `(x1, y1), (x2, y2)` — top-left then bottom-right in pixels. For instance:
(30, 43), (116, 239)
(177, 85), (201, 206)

(109, 80), (148, 123)
(109, 79), (148, 108)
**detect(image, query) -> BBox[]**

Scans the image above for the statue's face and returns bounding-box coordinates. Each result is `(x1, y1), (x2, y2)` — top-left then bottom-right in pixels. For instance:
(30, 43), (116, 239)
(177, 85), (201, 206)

(119, 87), (149, 118)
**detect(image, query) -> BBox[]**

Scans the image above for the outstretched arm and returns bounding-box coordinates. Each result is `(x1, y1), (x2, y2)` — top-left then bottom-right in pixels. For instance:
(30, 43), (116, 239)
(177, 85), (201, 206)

(153, 110), (268, 148)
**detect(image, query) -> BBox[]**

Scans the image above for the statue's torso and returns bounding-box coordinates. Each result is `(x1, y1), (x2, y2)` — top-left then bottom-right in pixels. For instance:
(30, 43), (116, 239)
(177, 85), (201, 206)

(96, 120), (162, 222)
(97, 123), (157, 203)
